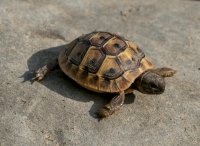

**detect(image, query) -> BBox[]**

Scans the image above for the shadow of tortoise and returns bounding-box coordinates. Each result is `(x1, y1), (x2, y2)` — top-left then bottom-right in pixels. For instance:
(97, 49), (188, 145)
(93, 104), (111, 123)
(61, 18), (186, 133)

(20, 45), (135, 119)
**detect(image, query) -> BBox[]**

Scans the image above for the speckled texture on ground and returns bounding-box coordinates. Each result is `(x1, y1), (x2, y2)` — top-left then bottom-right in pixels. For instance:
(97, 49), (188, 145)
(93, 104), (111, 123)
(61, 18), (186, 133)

(0, 0), (200, 145)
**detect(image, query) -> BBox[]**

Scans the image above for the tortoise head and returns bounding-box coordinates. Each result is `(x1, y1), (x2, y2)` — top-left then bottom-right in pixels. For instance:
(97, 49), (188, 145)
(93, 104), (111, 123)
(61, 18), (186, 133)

(132, 71), (165, 94)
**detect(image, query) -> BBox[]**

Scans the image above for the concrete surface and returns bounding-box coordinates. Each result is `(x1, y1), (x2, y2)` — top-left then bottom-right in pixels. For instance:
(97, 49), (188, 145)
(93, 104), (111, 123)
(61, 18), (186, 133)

(0, 0), (200, 145)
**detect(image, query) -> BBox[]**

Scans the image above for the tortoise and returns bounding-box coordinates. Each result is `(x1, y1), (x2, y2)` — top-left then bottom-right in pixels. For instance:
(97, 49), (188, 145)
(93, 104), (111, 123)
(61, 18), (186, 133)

(34, 31), (176, 117)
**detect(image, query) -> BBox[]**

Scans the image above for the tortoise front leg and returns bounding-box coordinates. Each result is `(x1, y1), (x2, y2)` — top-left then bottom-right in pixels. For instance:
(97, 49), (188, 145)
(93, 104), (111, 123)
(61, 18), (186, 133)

(98, 91), (125, 117)
(149, 67), (176, 77)
(33, 59), (60, 81)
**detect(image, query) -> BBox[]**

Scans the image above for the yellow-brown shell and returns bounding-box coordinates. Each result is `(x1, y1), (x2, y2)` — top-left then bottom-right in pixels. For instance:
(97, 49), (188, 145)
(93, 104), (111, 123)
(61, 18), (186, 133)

(58, 31), (153, 93)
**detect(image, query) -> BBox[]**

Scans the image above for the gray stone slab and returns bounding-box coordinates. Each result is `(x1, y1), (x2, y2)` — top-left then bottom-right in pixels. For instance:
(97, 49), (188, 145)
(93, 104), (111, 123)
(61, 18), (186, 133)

(0, 0), (200, 145)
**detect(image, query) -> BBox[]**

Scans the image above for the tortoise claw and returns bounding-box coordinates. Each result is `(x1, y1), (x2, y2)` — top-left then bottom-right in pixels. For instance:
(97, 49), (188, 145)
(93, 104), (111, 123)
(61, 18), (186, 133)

(33, 66), (48, 81)
(31, 76), (38, 81)
(98, 104), (114, 117)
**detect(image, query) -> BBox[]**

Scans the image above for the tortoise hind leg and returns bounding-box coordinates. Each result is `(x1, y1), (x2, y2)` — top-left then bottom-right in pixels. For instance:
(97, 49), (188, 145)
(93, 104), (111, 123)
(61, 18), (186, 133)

(98, 91), (125, 117)
(33, 59), (60, 81)
(149, 67), (176, 77)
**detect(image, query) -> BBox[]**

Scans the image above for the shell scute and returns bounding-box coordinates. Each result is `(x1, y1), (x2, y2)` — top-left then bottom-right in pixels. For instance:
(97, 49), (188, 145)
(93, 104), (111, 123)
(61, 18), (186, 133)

(111, 80), (120, 93)
(118, 47), (141, 71)
(99, 57), (123, 80)
(68, 41), (89, 66)
(115, 76), (130, 92)
(128, 42), (145, 58)
(77, 68), (88, 84)
(99, 78), (111, 92)
(90, 32), (113, 46)
(80, 47), (105, 73)
(68, 64), (79, 81)
(88, 74), (99, 90)
(103, 37), (127, 55)
(65, 39), (78, 57)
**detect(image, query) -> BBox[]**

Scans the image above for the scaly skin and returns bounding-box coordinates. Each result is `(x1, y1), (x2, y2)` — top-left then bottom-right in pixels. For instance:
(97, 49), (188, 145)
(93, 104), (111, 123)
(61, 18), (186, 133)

(149, 67), (176, 77)
(33, 59), (59, 81)
(98, 92), (125, 117)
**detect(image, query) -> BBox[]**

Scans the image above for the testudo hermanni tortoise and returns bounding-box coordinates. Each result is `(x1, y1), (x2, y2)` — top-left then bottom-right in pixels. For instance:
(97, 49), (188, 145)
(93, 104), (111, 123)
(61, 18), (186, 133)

(34, 31), (176, 117)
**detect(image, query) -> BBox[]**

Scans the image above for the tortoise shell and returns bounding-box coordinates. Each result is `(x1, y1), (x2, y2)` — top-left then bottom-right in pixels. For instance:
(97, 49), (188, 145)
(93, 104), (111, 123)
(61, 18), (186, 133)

(58, 31), (153, 93)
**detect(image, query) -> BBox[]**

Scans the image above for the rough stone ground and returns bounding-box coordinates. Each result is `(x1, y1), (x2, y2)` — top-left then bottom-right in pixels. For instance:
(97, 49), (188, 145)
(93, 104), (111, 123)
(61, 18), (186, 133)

(0, 0), (200, 145)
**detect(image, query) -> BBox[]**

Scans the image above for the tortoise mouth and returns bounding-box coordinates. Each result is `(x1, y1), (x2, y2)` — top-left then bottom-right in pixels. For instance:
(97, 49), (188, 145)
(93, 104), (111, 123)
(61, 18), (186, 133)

(149, 87), (165, 95)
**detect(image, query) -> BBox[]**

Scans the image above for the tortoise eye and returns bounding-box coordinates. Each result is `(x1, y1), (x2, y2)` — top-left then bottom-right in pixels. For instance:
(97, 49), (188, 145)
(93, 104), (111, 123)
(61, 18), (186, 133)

(150, 82), (157, 89)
